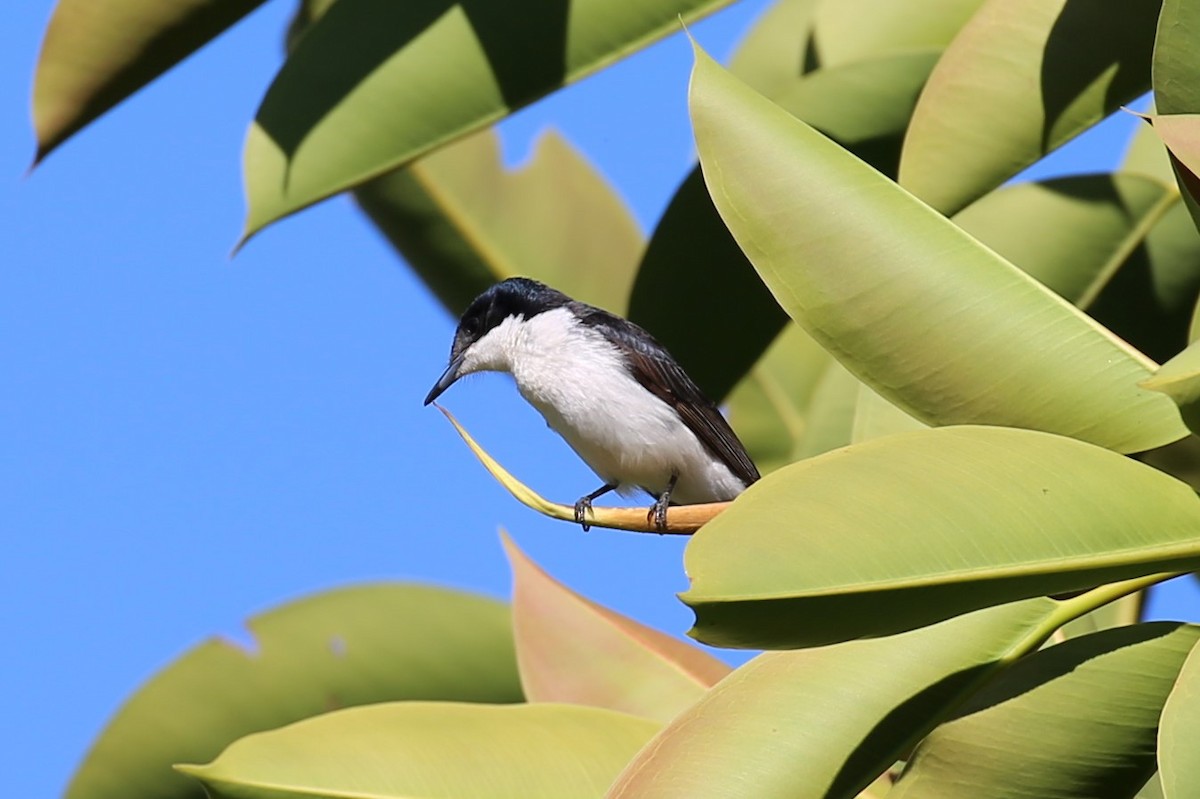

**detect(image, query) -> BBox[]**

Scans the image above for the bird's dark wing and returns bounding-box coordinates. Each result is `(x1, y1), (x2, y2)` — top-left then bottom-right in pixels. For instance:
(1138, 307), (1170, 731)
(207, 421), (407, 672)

(572, 304), (760, 487)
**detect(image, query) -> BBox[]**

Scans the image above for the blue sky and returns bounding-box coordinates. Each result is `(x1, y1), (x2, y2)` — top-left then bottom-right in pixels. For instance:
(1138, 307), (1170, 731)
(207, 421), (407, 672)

(5, 2), (1200, 797)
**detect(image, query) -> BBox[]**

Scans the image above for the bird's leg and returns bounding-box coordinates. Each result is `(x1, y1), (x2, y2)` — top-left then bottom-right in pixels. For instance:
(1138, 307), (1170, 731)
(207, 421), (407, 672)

(575, 483), (617, 532)
(648, 473), (679, 532)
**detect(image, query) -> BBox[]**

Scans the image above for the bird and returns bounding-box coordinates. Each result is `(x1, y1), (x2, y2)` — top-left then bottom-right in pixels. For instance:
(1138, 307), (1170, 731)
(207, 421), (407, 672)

(423, 277), (760, 531)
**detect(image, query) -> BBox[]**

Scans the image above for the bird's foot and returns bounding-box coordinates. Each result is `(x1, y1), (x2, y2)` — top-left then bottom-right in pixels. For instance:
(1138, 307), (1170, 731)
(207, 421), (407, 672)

(574, 497), (594, 532)
(648, 495), (670, 533)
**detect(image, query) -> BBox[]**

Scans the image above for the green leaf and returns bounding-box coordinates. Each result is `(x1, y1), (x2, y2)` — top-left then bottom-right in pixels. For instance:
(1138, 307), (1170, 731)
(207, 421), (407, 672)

(726, 0), (820, 96)
(724, 325), (833, 475)
(502, 533), (729, 723)
(793, 359), (860, 458)
(1055, 591), (1144, 641)
(31, 0), (266, 163)
(1160, 638), (1200, 798)
(899, 0), (1159, 215)
(810, 0), (985, 68)
(1143, 339), (1200, 434)
(773, 50), (941, 178)
(628, 51), (937, 399)
(892, 623), (1200, 799)
(357, 128), (643, 316)
(180, 702), (659, 799)
(851, 382), (927, 443)
(1090, 199), (1200, 363)
(953, 171), (1200, 363)
(242, 0), (736, 238)
(627, 168), (785, 400)
(1153, 0), (1200, 115)
(608, 599), (1059, 799)
(682, 426), (1200, 649)
(65, 584), (521, 799)
(689, 44), (1186, 454)
(952, 174), (1179, 308)
(1139, 114), (1200, 242)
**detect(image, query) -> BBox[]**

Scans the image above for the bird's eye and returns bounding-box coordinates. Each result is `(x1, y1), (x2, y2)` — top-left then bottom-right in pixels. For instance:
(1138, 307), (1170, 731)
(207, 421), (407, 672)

(462, 318), (479, 336)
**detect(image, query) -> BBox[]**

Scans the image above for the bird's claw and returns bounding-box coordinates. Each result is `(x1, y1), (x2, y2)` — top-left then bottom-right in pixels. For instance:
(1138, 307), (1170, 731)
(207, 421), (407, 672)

(648, 498), (669, 533)
(574, 497), (594, 532)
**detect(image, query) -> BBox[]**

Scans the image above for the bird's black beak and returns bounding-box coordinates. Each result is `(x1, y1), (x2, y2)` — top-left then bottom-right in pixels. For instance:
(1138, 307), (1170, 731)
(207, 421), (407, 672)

(424, 354), (465, 406)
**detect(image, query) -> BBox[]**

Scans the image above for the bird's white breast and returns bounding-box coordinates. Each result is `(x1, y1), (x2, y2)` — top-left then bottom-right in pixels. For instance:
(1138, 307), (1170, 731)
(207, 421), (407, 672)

(458, 308), (746, 503)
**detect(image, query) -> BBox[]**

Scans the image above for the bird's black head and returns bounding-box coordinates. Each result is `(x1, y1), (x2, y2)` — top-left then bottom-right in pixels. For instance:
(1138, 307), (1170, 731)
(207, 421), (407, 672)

(424, 277), (572, 405)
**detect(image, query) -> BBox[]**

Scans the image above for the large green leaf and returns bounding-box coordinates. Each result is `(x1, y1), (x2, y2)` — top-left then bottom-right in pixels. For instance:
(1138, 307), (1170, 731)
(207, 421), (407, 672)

(1139, 113), (1200, 242)
(66, 585), (521, 799)
(357, 128), (643, 316)
(726, 0), (820, 96)
(954, 173), (1200, 364)
(1153, 0), (1200, 116)
(851, 383), (927, 443)
(1159, 638), (1200, 798)
(503, 534), (728, 723)
(629, 52), (937, 400)
(792, 359), (860, 458)
(809, 0), (985, 68)
(1143, 339), (1200, 434)
(31, 0), (266, 162)
(1055, 591), (1144, 642)
(899, 0), (1160, 215)
(952, 174), (1179, 307)
(892, 623), (1200, 799)
(689, 44), (1186, 454)
(1089, 200), (1200, 363)
(242, 0), (736, 238)
(683, 426), (1200, 649)
(607, 599), (1059, 798)
(181, 702), (659, 799)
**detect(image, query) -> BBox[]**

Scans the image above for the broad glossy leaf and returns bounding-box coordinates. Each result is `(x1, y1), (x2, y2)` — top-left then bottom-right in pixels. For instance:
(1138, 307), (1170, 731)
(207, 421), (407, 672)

(627, 168), (785, 400)
(1141, 114), (1200, 237)
(181, 702), (659, 799)
(773, 50), (940, 178)
(66, 585), (521, 799)
(357, 128), (643, 316)
(1143, 340), (1200, 434)
(727, 0), (820, 96)
(851, 383), (926, 443)
(689, 46), (1187, 453)
(952, 174), (1179, 307)
(629, 52), (936, 399)
(811, 0), (983, 67)
(793, 359), (859, 458)
(892, 623), (1200, 799)
(1153, 0), (1200, 115)
(899, 0), (1159, 215)
(683, 426), (1200, 649)
(1089, 200), (1200, 363)
(503, 533), (728, 723)
(242, 0), (736, 238)
(608, 599), (1059, 799)
(954, 172), (1200, 363)
(1056, 591), (1144, 641)
(1160, 638), (1200, 798)
(32, 0), (265, 162)
(725, 325), (832, 475)
(1140, 774), (1168, 799)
